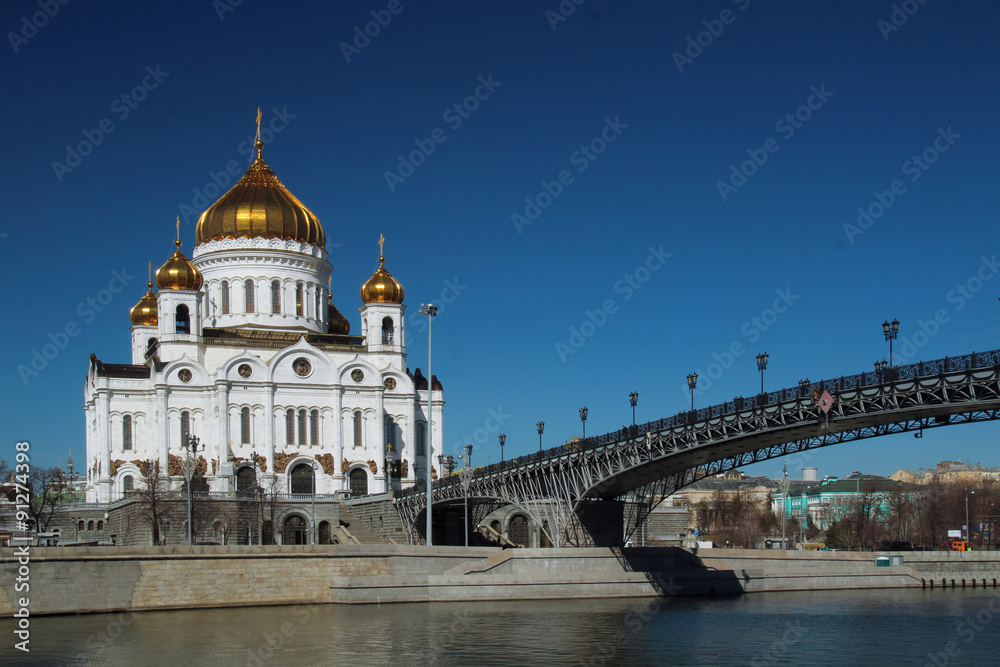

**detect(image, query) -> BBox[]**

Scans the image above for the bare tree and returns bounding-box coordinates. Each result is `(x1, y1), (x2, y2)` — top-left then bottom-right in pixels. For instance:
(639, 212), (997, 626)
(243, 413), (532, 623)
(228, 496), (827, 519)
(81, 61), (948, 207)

(134, 460), (174, 545)
(25, 466), (73, 532)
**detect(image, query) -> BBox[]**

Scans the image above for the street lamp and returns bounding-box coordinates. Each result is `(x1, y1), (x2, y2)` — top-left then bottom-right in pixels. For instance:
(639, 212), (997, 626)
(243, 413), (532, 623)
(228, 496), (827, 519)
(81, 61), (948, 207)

(875, 359), (888, 382)
(579, 407), (588, 438)
(798, 379), (810, 396)
(181, 434), (204, 546)
(966, 489), (975, 545)
(419, 303), (438, 546)
(498, 433), (506, 463)
(459, 443), (473, 547)
(882, 318), (899, 368)
(629, 391), (638, 426)
(536, 421), (544, 451)
(756, 352), (769, 395)
(687, 374), (698, 411)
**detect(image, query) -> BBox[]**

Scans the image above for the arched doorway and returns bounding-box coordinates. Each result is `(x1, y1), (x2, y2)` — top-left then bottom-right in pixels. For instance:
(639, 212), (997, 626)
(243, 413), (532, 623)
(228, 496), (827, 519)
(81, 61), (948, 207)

(283, 515), (308, 545)
(540, 521), (551, 548)
(319, 521), (331, 545)
(508, 515), (529, 547)
(236, 466), (256, 492)
(349, 468), (368, 495)
(290, 463), (314, 494)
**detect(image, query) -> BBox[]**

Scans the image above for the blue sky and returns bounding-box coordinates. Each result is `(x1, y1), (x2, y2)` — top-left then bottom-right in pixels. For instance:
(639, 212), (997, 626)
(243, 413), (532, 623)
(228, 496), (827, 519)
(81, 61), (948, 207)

(3, 0), (1000, 481)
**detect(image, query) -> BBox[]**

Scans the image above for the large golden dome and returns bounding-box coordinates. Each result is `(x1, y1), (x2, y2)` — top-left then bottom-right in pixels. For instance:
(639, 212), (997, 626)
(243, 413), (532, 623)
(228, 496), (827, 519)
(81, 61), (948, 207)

(156, 240), (204, 291)
(129, 282), (158, 326)
(195, 140), (325, 247)
(361, 237), (404, 304)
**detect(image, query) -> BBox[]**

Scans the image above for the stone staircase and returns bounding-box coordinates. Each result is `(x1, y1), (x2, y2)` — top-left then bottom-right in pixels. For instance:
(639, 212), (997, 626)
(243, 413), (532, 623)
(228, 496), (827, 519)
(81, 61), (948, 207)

(338, 508), (391, 544)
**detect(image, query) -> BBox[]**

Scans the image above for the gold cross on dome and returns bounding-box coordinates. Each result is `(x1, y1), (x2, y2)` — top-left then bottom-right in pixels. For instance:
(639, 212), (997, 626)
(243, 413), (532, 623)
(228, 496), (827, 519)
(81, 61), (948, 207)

(255, 107), (262, 142)
(379, 233), (385, 257)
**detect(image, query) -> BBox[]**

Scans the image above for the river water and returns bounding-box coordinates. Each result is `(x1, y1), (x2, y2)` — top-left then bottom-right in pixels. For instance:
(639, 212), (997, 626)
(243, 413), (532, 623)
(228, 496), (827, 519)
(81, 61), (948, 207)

(3, 588), (998, 666)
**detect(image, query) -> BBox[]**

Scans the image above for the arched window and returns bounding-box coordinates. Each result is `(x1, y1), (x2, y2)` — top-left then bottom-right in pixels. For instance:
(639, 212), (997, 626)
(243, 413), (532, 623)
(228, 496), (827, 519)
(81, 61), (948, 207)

(315, 289), (321, 321)
(297, 409), (307, 445)
(349, 468), (368, 495)
(221, 281), (230, 314)
(245, 279), (255, 313)
(310, 409), (319, 446)
(353, 411), (362, 448)
(98, 520), (104, 531)
(78, 520), (85, 531)
(271, 280), (281, 314)
(384, 416), (395, 452)
(290, 463), (314, 494)
(381, 316), (394, 344)
(88, 520), (95, 531)
(240, 407), (251, 444)
(123, 415), (132, 450)
(176, 304), (190, 334)
(416, 421), (425, 456)
(180, 411), (190, 447)
(285, 409), (295, 445)
(123, 475), (134, 494)
(295, 283), (304, 316)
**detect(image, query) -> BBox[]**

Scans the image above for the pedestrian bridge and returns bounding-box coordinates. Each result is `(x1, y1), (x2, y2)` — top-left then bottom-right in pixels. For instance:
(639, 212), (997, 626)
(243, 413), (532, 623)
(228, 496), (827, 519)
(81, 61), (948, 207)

(395, 349), (1000, 546)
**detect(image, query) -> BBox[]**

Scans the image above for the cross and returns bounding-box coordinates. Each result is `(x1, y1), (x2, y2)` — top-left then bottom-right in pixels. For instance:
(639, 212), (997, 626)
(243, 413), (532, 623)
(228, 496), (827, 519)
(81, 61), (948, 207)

(378, 233), (385, 257)
(255, 107), (262, 143)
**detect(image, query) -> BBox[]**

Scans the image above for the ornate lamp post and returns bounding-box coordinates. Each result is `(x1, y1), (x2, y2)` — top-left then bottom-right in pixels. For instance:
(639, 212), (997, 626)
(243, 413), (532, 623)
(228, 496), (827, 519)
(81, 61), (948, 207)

(756, 352), (769, 395)
(798, 379), (810, 396)
(536, 421), (545, 452)
(419, 303), (438, 546)
(882, 318), (899, 368)
(498, 433), (506, 463)
(874, 359), (888, 382)
(629, 391), (638, 426)
(687, 374), (698, 412)
(181, 434), (204, 546)
(579, 407), (588, 438)
(459, 443), (473, 547)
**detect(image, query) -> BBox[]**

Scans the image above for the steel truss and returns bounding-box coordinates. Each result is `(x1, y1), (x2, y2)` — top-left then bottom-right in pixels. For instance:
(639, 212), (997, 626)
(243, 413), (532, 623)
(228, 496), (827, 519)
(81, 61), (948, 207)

(394, 351), (1000, 545)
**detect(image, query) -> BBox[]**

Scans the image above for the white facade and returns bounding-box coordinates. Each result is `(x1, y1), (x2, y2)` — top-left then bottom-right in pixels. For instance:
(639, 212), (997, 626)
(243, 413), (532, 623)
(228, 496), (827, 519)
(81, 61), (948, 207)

(84, 141), (442, 503)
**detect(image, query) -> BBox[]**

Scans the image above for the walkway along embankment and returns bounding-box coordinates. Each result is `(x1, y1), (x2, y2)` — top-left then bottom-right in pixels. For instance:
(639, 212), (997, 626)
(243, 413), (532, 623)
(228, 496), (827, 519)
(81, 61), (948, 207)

(2, 545), (999, 616)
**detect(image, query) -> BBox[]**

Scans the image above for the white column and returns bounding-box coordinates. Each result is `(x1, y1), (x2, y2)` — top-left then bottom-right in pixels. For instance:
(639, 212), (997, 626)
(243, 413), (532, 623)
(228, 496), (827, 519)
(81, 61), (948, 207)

(265, 384), (275, 473)
(98, 390), (111, 501)
(156, 386), (169, 473)
(332, 388), (343, 490)
(216, 381), (229, 467)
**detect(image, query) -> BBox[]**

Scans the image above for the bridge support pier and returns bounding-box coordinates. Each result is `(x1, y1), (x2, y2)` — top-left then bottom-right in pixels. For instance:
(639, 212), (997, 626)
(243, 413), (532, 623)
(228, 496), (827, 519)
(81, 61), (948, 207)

(564, 500), (625, 547)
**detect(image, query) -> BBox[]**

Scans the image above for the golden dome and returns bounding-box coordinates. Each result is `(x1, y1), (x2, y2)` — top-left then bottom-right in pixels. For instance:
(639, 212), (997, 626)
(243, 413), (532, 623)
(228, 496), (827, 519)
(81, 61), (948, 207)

(129, 282), (158, 326)
(328, 299), (351, 335)
(361, 255), (404, 304)
(195, 140), (325, 247)
(155, 240), (204, 291)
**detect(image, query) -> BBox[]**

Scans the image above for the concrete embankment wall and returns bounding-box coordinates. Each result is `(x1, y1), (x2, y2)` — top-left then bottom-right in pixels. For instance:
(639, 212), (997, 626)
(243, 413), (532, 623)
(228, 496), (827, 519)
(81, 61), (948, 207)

(4, 545), (1000, 616)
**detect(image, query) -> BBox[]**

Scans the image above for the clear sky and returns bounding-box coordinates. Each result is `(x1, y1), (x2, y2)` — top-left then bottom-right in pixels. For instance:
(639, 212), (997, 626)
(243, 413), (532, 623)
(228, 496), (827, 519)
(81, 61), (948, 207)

(3, 0), (1000, 482)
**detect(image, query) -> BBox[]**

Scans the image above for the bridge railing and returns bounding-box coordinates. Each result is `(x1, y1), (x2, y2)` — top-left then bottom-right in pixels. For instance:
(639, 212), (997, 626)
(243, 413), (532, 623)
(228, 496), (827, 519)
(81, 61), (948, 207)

(395, 348), (1000, 500)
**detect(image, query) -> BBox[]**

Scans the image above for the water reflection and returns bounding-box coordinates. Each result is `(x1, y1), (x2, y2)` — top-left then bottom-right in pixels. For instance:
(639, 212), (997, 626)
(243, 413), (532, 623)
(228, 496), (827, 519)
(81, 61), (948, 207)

(2, 588), (998, 666)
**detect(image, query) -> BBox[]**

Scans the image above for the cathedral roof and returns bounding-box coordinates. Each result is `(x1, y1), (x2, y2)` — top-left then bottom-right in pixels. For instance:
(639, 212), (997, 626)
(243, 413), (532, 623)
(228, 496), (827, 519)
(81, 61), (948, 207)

(195, 139), (325, 247)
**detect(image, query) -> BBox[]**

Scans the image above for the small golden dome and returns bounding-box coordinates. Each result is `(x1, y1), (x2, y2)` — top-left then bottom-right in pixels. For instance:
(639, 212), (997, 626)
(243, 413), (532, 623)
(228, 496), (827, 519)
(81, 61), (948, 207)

(328, 298), (351, 335)
(155, 240), (204, 291)
(195, 140), (325, 247)
(361, 255), (404, 304)
(130, 282), (158, 326)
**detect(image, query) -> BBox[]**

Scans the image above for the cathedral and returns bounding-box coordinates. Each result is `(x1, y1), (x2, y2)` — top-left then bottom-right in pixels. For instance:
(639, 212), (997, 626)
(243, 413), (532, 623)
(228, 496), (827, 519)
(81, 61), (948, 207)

(83, 122), (443, 504)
